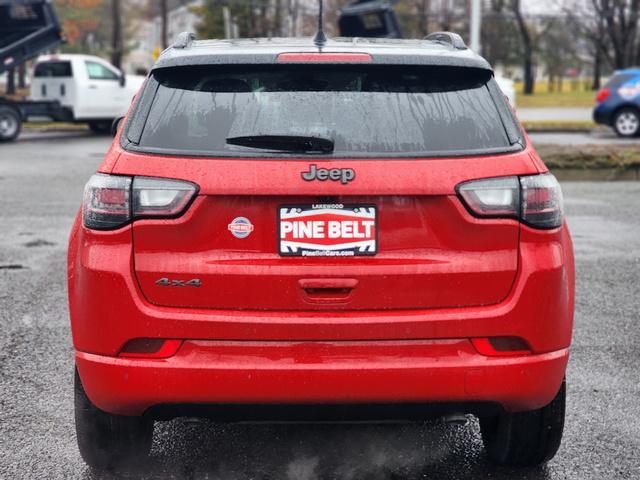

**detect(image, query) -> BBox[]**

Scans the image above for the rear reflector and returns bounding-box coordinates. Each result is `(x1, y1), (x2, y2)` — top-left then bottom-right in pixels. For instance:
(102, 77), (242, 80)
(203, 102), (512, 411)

(471, 337), (531, 356)
(277, 52), (373, 63)
(119, 339), (182, 359)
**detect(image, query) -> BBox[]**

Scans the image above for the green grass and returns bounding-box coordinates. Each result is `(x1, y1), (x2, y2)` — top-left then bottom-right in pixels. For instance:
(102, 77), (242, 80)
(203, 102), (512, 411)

(536, 144), (640, 170)
(514, 80), (596, 108)
(516, 90), (595, 108)
(522, 120), (597, 132)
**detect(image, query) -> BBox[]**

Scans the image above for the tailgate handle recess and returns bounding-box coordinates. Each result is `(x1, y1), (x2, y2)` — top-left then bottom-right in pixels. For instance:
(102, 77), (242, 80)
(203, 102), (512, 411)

(299, 278), (358, 302)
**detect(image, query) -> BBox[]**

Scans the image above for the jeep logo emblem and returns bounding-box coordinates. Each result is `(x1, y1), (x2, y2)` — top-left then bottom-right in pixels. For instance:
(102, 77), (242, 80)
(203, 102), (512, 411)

(301, 164), (355, 185)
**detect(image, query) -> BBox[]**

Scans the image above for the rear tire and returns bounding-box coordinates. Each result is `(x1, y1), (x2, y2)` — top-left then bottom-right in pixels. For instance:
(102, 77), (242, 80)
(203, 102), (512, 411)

(612, 107), (640, 137)
(480, 380), (565, 467)
(74, 368), (153, 471)
(88, 120), (112, 134)
(0, 106), (21, 142)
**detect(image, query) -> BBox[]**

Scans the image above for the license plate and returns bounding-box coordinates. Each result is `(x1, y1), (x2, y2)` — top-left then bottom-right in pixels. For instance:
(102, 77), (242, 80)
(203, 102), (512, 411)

(278, 204), (377, 257)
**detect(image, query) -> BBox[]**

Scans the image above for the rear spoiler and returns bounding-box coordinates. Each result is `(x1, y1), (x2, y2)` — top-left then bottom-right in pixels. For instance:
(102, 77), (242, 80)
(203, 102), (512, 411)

(0, 0), (64, 75)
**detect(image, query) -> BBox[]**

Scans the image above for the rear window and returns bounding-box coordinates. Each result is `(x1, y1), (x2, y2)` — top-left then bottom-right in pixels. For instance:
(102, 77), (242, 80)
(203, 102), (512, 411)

(34, 61), (72, 78)
(605, 73), (638, 89)
(127, 65), (520, 157)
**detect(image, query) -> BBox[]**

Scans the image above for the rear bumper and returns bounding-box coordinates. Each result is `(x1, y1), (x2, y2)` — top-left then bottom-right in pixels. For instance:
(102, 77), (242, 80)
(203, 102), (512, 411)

(76, 339), (569, 416)
(593, 104), (612, 125)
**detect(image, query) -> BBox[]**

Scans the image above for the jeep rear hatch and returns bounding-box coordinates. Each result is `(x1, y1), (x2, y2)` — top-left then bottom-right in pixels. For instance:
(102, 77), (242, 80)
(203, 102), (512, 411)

(122, 64), (526, 311)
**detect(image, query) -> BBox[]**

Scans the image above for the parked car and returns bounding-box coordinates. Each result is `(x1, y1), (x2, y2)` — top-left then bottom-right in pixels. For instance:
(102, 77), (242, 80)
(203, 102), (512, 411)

(593, 68), (640, 137)
(30, 54), (145, 132)
(69, 32), (574, 471)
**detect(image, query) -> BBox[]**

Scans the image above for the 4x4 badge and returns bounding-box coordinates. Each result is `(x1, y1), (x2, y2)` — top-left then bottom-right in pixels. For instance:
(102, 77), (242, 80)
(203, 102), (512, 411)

(301, 164), (355, 185)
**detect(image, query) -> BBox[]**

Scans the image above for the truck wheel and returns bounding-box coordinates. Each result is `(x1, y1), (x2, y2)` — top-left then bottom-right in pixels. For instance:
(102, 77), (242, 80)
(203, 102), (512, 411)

(88, 121), (112, 134)
(74, 368), (153, 471)
(613, 108), (640, 137)
(0, 106), (21, 142)
(480, 380), (565, 467)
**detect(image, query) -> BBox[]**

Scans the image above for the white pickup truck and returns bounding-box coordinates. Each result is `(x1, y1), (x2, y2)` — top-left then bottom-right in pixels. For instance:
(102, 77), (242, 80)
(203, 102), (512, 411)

(29, 54), (145, 133)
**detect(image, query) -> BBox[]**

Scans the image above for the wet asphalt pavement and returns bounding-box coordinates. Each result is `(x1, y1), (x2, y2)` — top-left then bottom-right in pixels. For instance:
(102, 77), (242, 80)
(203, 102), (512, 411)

(0, 134), (639, 479)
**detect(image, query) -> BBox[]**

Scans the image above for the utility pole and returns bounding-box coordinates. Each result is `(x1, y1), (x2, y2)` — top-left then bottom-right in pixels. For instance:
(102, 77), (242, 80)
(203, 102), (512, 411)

(160, 0), (168, 49)
(223, 6), (231, 39)
(470, 0), (481, 53)
(111, 0), (122, 69)
(274, 0), (282, 37)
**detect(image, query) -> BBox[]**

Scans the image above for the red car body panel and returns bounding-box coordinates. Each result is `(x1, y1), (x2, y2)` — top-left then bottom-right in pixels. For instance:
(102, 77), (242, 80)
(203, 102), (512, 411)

(76, 341), (569, 416)
(69, 49), (574, 420)
(132, 195), (520, 311)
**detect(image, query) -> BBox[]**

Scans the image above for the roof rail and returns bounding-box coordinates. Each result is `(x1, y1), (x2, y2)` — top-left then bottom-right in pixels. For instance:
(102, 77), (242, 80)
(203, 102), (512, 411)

(173, 31), (196, 49)
(424, 32), (467, 50)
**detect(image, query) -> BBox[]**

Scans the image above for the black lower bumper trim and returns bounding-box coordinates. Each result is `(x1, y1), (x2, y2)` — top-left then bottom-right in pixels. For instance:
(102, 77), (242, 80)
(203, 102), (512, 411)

(146, 402), (503, 422)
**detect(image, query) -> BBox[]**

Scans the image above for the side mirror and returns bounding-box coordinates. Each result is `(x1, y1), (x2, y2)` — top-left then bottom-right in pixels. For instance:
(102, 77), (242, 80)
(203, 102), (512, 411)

(111, 116), (125, 137)
(119, 72), (126, 87)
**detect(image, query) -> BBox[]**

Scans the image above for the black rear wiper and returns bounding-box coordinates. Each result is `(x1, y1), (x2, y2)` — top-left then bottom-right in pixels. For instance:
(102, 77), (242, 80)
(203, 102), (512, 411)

(226, 135), (334, 154)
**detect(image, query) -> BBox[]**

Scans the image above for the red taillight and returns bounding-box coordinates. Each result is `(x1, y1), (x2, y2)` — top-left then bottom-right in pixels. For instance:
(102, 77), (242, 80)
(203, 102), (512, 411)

(82, 175), (132, 230)
(457, 173), (563, 229)
(98, 188), (128, 206)
(596, 88), (611, 103)
(82, 174), (198, 230)
(520, 174), (564, 229)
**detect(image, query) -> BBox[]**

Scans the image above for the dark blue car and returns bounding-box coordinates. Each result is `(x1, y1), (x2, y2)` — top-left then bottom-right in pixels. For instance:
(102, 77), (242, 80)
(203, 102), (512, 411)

(594, 68), (640, 137)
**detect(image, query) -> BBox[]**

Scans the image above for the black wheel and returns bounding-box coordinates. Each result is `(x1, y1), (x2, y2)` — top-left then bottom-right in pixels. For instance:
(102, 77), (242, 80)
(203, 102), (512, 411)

(612, 107), (640, 137)
(88, 120), (113, 134)
(74, 368), (153, 471)
(0, 106), (21, 142)
(480, 380), (565, 467)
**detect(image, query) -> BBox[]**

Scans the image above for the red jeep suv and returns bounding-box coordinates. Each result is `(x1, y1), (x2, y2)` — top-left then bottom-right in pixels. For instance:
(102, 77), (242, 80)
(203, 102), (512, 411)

(68, 32), (574, 470)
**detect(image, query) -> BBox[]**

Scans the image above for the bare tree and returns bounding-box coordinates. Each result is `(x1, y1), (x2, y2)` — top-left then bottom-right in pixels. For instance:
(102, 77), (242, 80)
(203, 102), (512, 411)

(160, 0), (169, 49)
(481, 0), (520, 69)
(592, 0), (640, 69)
(440, 0), (452, 31)
(417, 0), (431, 36)
(286, 0), (299, 36)
(110, 0), (123, 69)
(538, 17), (580, 92)
(510, 0), (534, 94)
(570, 5), (611, 89)
(273, 0), (282, 36)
